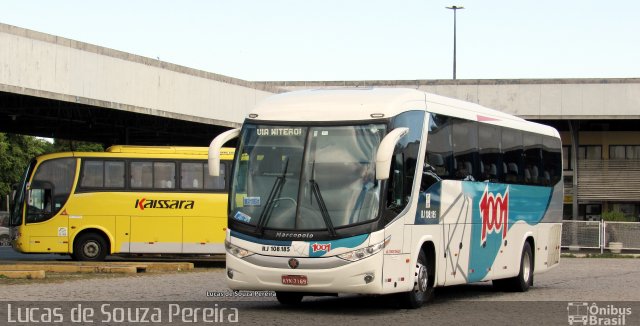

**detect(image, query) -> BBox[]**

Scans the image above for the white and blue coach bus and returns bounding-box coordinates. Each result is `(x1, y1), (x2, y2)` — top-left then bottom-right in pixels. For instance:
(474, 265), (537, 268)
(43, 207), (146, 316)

(208, 88), (563, 308)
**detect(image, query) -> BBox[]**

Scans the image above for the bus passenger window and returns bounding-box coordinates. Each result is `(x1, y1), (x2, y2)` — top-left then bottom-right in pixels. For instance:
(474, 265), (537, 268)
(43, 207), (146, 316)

(204, 163), (226, 190)
(105, 161), (125, 188)
(131, 162), (153, 188)
(181, 162), (204, 189)
(154, 162), (176, 189)
(452, 119), (478, 181)
(81, 161), (104, 188)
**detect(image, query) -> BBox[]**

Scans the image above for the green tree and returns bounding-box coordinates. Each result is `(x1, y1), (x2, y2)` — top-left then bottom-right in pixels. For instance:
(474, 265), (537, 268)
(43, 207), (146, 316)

(0, 133), (54, 210)
(52, 139), (104, 152)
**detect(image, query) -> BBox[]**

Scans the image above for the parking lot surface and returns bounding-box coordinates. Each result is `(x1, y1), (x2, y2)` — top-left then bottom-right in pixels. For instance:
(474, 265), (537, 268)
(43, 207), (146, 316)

(1, 257), (639, 325)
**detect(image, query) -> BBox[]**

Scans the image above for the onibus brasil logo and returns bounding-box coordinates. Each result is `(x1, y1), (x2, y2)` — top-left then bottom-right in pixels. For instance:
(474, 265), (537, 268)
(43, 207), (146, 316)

(134, 198), (195, 211)
(479, 185), (509, 246)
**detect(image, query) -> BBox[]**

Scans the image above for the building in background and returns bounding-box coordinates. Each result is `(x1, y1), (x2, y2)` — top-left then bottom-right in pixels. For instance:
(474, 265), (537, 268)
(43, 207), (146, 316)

(260, 79), (640, 222)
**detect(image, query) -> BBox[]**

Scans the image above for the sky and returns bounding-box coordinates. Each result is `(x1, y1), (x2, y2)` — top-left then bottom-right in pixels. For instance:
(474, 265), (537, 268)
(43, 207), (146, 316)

(1, 0), (639, 81)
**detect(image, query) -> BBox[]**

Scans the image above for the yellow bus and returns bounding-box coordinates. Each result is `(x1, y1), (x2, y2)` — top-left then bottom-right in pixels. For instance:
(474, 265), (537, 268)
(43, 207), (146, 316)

(9, 145), (234, 261)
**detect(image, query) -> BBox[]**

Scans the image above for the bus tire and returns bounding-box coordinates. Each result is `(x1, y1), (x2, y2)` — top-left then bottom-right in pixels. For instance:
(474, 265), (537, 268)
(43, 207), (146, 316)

(275, 292), (303, 305)
(399, 250), (433, 309)
(493, 241), (533, 292)
(73, 233), (108, 261)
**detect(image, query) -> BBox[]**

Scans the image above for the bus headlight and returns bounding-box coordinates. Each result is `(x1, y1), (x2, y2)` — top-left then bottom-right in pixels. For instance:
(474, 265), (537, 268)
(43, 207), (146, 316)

(225, 241), (255, 259)
(337, 239), (386, 262)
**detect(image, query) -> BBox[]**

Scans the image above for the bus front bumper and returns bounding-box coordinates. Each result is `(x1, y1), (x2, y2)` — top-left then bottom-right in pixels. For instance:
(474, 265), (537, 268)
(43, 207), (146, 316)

(225, 252), (384, 294)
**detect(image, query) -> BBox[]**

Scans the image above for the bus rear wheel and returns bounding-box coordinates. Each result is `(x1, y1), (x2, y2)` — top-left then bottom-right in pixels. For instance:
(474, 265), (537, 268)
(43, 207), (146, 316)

(275, 292), (304, 305)
(73, 233), (108, 261)
(493, 241), (533, 292)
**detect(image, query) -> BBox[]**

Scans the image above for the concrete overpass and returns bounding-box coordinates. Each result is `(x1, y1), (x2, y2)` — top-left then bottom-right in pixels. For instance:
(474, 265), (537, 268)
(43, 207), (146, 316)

(3, 21), (640, 220)
(0, 23), (280, 145)
(259, 78), (640, 121)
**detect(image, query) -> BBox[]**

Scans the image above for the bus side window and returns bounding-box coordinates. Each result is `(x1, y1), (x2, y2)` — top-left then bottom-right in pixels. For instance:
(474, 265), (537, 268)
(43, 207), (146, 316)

(422, 113), (452, 192)
(452, 119), (478, 181)
(501, 127), (523, 184)
(385, 111), (425, 216)
(181, 162), (204, 190)
(131, 162), (153, 189)
(204, 163), (226, 190)
(154, 162), (176, 189)
(478, 124), (502, 183)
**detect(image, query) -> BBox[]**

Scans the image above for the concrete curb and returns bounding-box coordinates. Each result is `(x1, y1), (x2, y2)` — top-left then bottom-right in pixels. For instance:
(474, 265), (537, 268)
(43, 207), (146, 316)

(0, 270), (46, 279)
(0, 262), (194, 274)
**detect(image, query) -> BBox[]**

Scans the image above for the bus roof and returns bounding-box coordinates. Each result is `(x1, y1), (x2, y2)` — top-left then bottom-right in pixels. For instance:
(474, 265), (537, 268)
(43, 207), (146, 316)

(106, 145), (235, 156)
(33, 146), (235, 161)
(248, 88), (559, 138)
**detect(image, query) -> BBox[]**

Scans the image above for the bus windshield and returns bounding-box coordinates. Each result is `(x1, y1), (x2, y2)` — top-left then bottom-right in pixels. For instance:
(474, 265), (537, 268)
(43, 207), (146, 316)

(230, 123), (386, 232)
(9, 160), (36, 226)
(11, 158), (76, 226)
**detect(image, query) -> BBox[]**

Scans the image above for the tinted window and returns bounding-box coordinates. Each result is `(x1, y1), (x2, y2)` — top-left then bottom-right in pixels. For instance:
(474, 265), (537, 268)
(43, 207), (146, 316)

(452, 119), (478, 181)
(387, 111), (425, 214)
(502, 128), (523, 184)
(478, 124), (502, 182)
(543, 136), (562, 186)
(424, 113), (453, 185)
(523, 133), (543, 185)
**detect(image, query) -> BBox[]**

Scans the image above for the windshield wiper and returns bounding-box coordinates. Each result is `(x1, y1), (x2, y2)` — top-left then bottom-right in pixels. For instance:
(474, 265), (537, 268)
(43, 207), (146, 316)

(256, 157), (289, 235)
(309, 161), (337, 237)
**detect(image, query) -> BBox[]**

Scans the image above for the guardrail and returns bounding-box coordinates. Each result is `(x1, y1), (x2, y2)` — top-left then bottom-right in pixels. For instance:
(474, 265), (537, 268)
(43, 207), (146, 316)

(562, 220), (640, 252)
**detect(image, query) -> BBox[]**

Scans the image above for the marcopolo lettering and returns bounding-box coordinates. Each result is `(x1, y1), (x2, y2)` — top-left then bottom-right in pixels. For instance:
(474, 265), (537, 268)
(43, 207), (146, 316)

(134, 198), (195, 211)
(275, 232), (314, 239)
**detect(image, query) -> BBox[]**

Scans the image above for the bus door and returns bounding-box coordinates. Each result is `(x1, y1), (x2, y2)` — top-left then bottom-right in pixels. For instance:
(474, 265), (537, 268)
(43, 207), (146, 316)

(24, 185), (69, 252)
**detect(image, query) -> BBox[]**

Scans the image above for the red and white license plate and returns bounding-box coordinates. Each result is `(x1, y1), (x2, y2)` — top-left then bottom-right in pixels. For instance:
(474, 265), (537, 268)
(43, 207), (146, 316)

(281, 275), (308, 285)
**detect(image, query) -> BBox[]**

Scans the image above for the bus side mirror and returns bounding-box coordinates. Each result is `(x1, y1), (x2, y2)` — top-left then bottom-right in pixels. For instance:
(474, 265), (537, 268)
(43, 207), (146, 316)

(208, 128), (240, 176)
(375, 127), (409, 180)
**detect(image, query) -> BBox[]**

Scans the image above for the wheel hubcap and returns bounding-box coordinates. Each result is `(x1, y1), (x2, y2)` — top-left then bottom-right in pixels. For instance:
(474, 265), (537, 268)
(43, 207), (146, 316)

(415, 263), (428, 292)
(83, 241), (100, 258)
(522, 251), (531, 282)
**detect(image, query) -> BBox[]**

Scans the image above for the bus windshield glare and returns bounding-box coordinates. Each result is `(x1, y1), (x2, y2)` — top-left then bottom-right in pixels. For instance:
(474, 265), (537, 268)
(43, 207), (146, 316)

(230, 123), (386, 231)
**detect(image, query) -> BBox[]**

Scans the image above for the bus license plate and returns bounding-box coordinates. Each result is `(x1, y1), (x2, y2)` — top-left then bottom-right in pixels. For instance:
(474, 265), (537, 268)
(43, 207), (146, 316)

(282, 275), (308, 285)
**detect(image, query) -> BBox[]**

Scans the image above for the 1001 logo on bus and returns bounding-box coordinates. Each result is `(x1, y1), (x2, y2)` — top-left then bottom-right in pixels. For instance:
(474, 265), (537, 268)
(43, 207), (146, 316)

(479, 186), (509, 246)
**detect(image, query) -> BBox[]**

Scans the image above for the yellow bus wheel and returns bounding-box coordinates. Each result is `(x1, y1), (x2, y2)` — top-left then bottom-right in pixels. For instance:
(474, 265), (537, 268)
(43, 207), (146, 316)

(73, 233), (108, 261)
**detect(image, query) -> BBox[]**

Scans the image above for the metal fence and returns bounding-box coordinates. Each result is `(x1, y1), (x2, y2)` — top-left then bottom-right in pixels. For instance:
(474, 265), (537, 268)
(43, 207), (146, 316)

(562, 220), (640, 252)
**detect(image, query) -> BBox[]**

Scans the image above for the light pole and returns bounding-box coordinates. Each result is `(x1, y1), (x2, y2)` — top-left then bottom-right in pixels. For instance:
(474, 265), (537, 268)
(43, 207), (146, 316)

(446, 5), (464, 80)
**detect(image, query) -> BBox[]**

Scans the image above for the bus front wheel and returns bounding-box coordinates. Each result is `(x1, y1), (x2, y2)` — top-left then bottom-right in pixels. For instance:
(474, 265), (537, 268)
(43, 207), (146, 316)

(399, 250), (433, 309)
(73, 233), (108, 261)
